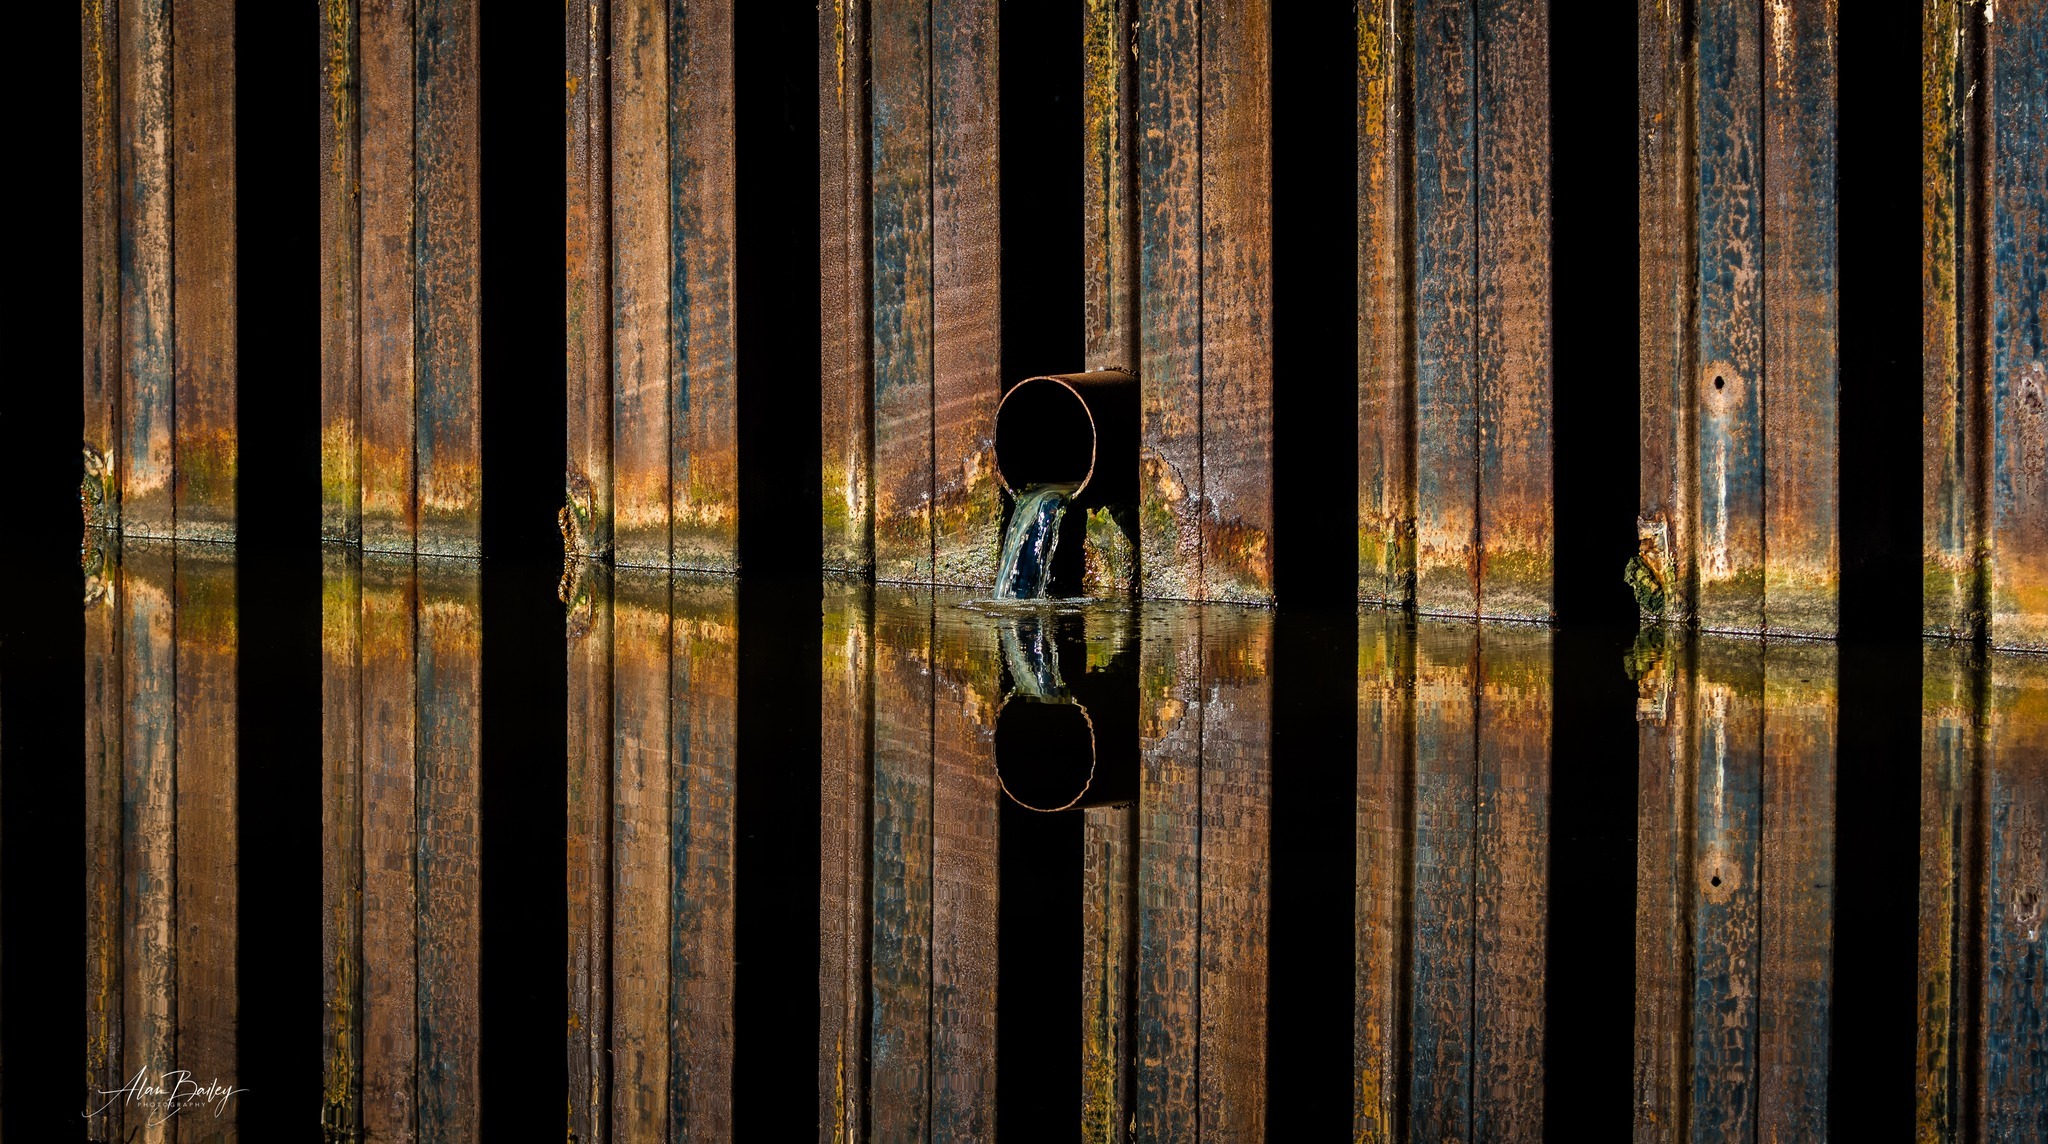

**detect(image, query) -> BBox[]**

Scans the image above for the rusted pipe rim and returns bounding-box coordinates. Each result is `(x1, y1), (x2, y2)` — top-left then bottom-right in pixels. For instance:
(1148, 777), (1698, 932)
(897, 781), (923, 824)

(993, 691), (1097, 813)
(995, 376), (1098, 499)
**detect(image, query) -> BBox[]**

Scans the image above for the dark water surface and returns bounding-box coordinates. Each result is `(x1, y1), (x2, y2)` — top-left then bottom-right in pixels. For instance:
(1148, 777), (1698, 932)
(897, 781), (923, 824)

(5, 542), (2042, 1140)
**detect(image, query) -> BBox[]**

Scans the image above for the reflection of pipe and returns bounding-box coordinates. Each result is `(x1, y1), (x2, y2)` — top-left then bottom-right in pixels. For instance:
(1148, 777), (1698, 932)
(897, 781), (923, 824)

(995, 369), (1138, 512)
(995, 694), (1097, 812)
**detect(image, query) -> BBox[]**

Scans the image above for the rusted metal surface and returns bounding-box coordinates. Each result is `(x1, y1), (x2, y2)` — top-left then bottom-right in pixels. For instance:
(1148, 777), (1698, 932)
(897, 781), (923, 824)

(668, 2), (741, 572)
(570, 0), (742, 572)
(1474, 0), (1552, 622)
(566, 0), (612, 559)
(1638, 0), (1840, 636)
(869, 3), (937, 585)
(822, 2), (1007, 586)
(319, 552), (481, 1139)
(1406, 620), (1476, 1137)
(1760, 0), (1840, 638)
(1197, 1), (1276, 605)
(930, 1), (1003, 588)
(612, 0), (672, 569)
(84, 1), (120, 535)
(1638, 0), (1695, 636)
(1924, 0), (2048, 652)
(1359, 0), (1551, 620)
(1083, 0), (1136, 370)
(1134, 0), (1275, 603)
(1987, 0), (2048, 651)
(82, 541), (238, 1142)
(1357, 1), (1415, 610)
(85, 0), (236, 541)
(321, 0), (364, 545)
(1081, 803), (1135, 1142)
(118, 0), (174, 540)
(357, 0), (420, 553)
(322, 0), (480, 556)
(1630, 632), (1837, 1140)
(1917, 648), (2048, 1141)
(821, 0), (874, 574)
(819, 577), (872, 1143)
(170, 0), (237, 542)
(1135, 0), (1204, 603)
(411, 4), (482, 558)
(1411, 0), (1478, 620)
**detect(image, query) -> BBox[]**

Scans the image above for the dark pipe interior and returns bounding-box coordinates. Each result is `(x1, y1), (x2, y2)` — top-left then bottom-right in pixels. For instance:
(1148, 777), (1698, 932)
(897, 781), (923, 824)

(995, 380), (1098, 494)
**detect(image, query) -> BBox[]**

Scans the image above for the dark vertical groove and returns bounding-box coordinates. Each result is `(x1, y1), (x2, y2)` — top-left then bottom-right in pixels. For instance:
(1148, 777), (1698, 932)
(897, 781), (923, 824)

(735, 0), (822, 574)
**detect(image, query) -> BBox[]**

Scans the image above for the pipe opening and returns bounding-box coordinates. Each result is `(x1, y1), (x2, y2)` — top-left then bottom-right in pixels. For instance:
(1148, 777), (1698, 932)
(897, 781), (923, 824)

(995, 378), (1098, 497)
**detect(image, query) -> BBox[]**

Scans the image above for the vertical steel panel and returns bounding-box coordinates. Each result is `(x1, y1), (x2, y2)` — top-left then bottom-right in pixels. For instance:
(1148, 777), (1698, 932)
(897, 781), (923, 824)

(1357, 1), (1416, 609)
(669, 3), (741, 572)
(869, 1), (936, 584)
(822, 0), (875, 574)
(566, 0), (613, 558)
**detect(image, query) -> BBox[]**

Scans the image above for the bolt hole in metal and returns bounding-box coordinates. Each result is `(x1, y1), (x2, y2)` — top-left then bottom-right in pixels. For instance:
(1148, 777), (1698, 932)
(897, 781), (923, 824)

(1714, 374), (1726, 391)
(1711, 876), (1722, 887)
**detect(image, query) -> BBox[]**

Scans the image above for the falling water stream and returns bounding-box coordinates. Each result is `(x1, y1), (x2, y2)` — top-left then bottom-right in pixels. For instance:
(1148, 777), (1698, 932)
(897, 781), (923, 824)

(993, 483), (1079, 600)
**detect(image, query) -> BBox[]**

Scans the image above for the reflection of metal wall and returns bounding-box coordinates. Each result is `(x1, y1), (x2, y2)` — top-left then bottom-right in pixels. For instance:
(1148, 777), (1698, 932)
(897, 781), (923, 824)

(817, 585), (1002, 1141)
(1353, 614), (1549, 1141)
(1632, 633), (1835, 1141)
(1917, 648), (2048, 1140)
(321, 550), (481, 1141)
(562, 565), (739, 1142)
(83, 539), (238, 1142)
(1123, 604), (1273, 1137)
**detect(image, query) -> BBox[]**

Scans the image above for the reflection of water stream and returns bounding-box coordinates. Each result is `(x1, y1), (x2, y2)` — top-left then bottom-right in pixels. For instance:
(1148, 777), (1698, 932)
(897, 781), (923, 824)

(996, 611), (1096, 811)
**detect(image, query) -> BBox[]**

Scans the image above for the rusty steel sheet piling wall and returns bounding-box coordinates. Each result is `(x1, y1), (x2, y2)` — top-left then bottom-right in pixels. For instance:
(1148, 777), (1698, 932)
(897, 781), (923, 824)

(1630, 632), (1837, 1141)
(1916, 647), (2048, 1142)
(822, 0), (1004, 586)
(82, 0), (237, 543)
(1359, 0), (1555, 618)
(1924, 0), (2048, 652)
(1122, 1), (1277, 604)
(81, 539), (238, 1144)
(321, 0), (482, 557)
(1638, 0), (1840, 638)
(563, 0), (740, 571)
(319, 551), (482, 1140)
(1356, 0), (1553, 621)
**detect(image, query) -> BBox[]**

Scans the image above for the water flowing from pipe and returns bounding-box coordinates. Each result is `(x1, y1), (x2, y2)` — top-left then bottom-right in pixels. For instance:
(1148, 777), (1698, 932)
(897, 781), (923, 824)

(994, 483), (1079, 600)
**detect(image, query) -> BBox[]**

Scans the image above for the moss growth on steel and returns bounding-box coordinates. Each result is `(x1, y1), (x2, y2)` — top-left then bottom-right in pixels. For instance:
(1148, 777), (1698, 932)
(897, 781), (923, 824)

(1082, 507), (1136, 598)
